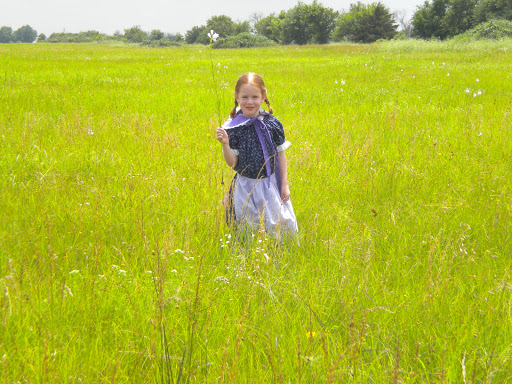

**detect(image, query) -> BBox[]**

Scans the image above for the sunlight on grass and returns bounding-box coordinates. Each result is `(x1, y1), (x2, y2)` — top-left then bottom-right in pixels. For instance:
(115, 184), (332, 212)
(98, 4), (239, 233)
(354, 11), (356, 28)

(0, 41), (511, 382)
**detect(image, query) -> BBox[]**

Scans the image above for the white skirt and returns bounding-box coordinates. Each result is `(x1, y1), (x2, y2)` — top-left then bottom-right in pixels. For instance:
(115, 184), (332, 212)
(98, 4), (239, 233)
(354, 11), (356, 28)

(226, 173), (298, 238)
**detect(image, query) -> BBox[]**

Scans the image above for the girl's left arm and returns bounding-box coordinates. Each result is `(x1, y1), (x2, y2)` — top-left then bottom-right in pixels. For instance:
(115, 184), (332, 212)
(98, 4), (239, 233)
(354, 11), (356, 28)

(278, 151), (291, 202)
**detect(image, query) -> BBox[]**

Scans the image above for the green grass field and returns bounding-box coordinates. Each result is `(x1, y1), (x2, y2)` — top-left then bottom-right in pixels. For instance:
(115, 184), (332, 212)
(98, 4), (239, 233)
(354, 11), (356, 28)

(1, 40), (511, 383)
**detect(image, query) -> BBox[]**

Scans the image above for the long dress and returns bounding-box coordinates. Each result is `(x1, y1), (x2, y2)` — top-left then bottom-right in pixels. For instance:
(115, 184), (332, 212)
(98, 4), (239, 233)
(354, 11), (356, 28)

(222, 111), (298, 238)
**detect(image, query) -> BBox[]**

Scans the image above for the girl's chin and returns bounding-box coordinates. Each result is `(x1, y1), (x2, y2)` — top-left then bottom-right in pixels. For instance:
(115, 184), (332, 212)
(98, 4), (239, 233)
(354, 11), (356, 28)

(243, 108), (258, 117)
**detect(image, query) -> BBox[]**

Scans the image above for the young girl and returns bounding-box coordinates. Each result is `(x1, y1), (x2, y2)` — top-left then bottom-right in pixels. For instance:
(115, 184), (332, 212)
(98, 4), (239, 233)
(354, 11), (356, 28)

(216, 72), (298, 238)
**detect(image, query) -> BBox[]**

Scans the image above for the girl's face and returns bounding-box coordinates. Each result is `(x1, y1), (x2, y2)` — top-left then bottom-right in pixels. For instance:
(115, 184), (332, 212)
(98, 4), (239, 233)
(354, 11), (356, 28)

(235, 84), (266, 118)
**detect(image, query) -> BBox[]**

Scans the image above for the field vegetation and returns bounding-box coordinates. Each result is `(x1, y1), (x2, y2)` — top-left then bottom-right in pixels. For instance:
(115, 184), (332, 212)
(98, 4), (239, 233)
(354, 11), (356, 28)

(1, 40), (511, 382)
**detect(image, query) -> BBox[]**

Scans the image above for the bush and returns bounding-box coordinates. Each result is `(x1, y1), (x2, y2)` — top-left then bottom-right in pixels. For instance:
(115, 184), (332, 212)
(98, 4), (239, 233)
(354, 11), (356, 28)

(455, 19), (512, 40)
(212, 32), (276, 49)
(140, 38), (183, 47)
(45, 31), (117, 43)
(393, 31), (409, 40)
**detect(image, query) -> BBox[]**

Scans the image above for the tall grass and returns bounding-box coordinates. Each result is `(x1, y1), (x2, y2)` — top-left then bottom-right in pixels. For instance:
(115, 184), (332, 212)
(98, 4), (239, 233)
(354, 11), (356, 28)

(1, 40), (511, 382)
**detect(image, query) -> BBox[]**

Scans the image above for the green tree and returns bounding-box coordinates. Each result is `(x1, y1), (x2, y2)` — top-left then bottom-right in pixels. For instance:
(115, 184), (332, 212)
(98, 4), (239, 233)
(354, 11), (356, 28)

(412, 0), (480, 39)
(442, 0), (478, 36)
(185, 15), (246, 45)
(281, 1), (338, 45)
(185, 25), (206, 44)
(149, 29), (164, 41)
(165, 33), (184, 42)
(474, 0), (512, 23)
(13, 25), (37, 43)
(334, 2), (397, 43)
(412, 0), (450, 39)
(124, 26), (147, 43)
(37, 33), (47, 42)
(206, 15), (235, 38)
(254, 12), (286, 43)
(233, 21), (251, 35)
(0, 26), (13, 43)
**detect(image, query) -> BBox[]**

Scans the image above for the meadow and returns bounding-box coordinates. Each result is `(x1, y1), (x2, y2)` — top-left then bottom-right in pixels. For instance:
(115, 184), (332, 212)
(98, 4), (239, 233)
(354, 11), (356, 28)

(1, 39), (511, 383)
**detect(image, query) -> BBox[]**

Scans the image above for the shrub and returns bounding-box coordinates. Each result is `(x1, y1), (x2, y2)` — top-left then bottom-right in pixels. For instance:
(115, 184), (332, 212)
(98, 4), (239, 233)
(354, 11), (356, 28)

(212, 32), (276, 49)
(455, 19), (512, 40)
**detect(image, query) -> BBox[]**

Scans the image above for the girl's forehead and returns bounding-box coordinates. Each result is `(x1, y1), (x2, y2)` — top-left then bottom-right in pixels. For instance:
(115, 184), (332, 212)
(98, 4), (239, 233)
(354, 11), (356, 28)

(237, 84), (265, 95)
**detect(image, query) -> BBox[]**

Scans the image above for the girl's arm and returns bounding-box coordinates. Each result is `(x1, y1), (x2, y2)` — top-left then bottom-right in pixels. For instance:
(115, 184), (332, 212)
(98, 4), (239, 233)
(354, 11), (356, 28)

(278, 151), (291, 202)
(216, 127), (238, 168)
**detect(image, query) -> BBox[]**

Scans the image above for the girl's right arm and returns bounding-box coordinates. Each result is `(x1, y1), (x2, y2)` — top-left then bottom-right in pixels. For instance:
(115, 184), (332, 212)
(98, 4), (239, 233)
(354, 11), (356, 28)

(216, 127), (238, 168)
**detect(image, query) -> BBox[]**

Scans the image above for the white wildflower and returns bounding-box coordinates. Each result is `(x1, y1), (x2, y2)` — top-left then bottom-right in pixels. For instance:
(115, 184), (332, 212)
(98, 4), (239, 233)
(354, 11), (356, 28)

(69, 270), (81, 275)
(214, 276), (230, 285)
(63, 285), (73, 297)
(207, 30), (219, 42)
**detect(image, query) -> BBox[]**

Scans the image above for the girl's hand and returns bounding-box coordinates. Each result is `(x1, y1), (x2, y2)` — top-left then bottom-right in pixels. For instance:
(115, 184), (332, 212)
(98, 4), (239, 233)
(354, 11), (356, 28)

(216, 127), (229, 144)
(281, 184), (291, 202)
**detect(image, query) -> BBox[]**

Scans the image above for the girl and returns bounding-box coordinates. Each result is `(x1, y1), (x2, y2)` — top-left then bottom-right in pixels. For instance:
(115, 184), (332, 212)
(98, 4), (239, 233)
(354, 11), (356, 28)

(216, 72), (298, 238)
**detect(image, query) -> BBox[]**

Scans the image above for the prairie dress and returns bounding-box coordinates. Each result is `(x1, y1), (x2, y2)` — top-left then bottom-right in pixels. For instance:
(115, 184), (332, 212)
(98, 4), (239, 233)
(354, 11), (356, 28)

(225, 173), (298, 239)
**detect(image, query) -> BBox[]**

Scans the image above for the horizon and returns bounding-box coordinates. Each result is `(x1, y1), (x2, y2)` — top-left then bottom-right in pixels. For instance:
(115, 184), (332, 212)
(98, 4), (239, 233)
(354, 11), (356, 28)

(3, 0), (423, 37)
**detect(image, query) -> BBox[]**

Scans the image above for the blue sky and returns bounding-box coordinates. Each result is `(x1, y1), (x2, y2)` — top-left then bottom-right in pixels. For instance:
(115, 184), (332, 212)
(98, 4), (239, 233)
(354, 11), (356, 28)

(3, 0), (425, 36)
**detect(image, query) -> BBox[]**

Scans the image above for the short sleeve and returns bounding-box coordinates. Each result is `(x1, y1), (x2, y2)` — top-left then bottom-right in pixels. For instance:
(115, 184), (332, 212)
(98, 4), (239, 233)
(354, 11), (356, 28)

(267, 117), (291, 152)
(227, 129), (240, 156)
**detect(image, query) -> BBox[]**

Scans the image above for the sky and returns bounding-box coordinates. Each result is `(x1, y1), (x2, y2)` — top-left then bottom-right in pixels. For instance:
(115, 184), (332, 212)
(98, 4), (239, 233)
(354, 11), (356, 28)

(3, 0), (425, 37)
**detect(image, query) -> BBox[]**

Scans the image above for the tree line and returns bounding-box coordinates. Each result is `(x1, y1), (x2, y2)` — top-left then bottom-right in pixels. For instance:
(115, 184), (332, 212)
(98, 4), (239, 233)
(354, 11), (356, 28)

(2, 0), (511, 46)
(0, 25), (38, 43)
(412, 0), (512, 39)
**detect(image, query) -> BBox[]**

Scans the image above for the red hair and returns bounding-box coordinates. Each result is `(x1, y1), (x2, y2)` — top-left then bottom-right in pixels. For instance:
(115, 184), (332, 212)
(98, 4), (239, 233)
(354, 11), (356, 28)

(230, 72), (274, 118)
